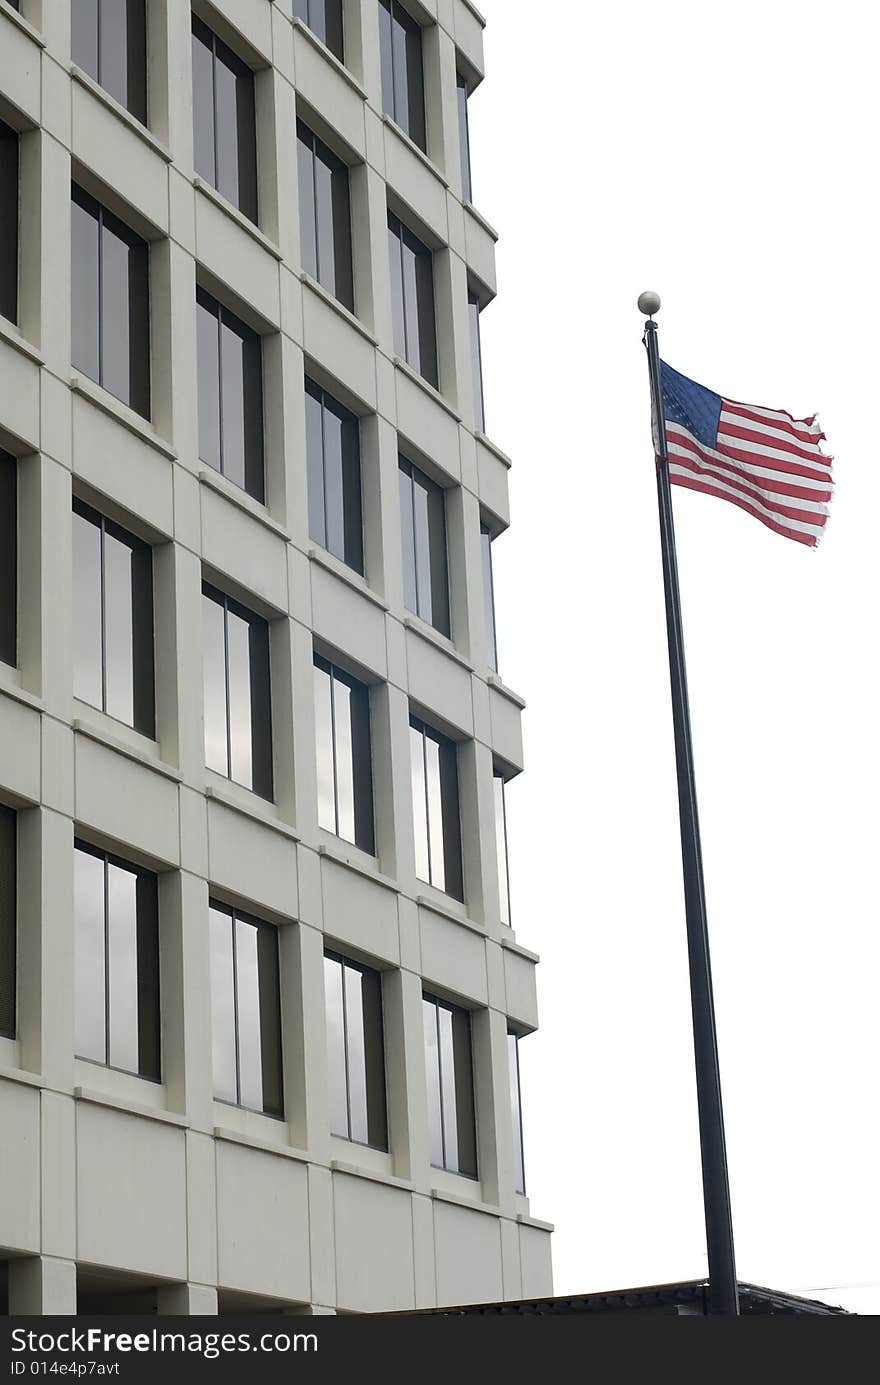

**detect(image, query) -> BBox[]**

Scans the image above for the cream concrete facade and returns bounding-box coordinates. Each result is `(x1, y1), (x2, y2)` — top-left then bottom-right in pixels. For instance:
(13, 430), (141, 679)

(0, 0), (552, 1315)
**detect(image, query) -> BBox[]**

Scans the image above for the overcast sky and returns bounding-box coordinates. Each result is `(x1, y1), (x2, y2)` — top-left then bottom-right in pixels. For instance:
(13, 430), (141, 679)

(471, 0), (879, 1314)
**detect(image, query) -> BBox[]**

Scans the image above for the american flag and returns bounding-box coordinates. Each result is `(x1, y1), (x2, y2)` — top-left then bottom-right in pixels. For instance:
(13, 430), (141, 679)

(660, 361), (834, 547)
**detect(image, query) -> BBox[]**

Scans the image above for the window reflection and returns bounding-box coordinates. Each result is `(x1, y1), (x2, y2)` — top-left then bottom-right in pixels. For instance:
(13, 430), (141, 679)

(325, 952), (387, 1149)
(387, 214), (437, 387)
(191, 17), (258, 223)
(398, 459), (449, 637)
(409, 717), (463, 901)
(209, 902), (283, 1116)
(202, 584), (273, 800)
(423, 994), (476, 1177)
(74, 843), (160, 1080)
(313, 654), (374, 853)
(72, 499), (155, 737)
(508, 1031), (526, 1195)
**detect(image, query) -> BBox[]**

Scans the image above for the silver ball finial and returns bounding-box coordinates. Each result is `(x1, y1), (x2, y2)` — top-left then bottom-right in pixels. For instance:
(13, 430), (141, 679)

(638, 290), (661, 317)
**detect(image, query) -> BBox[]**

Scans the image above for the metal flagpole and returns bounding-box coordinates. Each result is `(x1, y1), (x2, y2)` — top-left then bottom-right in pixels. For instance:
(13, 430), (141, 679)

(638, 291), (739, 1316)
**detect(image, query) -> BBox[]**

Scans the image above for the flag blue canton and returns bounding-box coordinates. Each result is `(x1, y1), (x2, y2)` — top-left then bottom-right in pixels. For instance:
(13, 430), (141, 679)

(661, 362), (722, 449)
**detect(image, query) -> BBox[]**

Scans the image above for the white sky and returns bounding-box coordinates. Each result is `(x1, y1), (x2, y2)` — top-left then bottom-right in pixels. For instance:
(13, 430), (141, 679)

(471, 0), (879, 1314)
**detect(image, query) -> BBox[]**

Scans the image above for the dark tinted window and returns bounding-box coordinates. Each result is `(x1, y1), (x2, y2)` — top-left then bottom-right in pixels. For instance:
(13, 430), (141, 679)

(324, 952), (386, 1148)
(0, 806), (15, 1039)
(73, 841), (160, 1080)
(0, 452), (16, 669)
(387, 212), (437, 387)
(202, 583), (273, 800)
(70, 184), (150, 418)
(305, 378), (363, 574)
(196, 287), (264, 501)
(297, 120), (354, 312)
(423, 994), (476, 1176)
(73, 499), (155, 736)
(480, 523), (497, 671)
(456, 71), (472, 202)
(508, 1031), (526, 1194)
(468, 291), (485, 433)
(378, 0), (426, 151)
(399, 458), (449, 636)
(191, 17), (258, 223)
(71, 0), (147, 124)
(409, 715), (462, 901)
(493, 772), (510, 926)
(0, 119), (19, 324)
(209, 901), (283, 1116)
(314, 654), (374, 853)
(293, 0), (344, 64)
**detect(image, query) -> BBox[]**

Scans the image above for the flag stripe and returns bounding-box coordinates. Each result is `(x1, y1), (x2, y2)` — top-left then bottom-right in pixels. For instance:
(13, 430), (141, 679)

(718, 418), (832, 467)
(668, 471), (823, 546)
(667, 423), (833, 497)
(668, 436), (833, 506)
(661, 362), (834, 546)
(669, 448), (829, 523)
(723, 400), (825, 440)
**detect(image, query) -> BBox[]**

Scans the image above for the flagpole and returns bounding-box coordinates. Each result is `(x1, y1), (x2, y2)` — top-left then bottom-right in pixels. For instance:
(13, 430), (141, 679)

(638, 291), (739, 1316)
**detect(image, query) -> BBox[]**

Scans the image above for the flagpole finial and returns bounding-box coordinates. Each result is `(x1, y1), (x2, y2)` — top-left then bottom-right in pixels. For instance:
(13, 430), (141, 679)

(638, 290), (661, 317)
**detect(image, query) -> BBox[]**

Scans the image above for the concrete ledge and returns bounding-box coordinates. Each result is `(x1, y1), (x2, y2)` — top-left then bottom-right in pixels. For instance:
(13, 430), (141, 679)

(0, 1), (45, 47)
(291, 16), (368, 101)
(403, 616), (474, 673)
(330, 1159), (413, 1193)
(72, 717), (182, 784)
(74, 1086), (189, 1129)
(213, 1125), (310, 1164)
(301, 272), (378, 347)
(318, 841), (400, 894)
(308, 546), (389, 610)
(0, 315), (42, 366)
(70, 65), (173, 161)
(198, 467), (291, 541)
(70, 374), (178, 460)
(193, 176), (284, 260)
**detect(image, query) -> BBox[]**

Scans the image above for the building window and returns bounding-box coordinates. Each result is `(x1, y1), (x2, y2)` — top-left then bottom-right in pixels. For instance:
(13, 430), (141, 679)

(409, 715), (462, 900)
(324, 951), (386, 1148)
(0, 451), (16, 669)
(493, 772), (511, 926)
(73, 841), (160, 1080)
(0, 806), (15, 1040)
(388, 212), (437, 387)
(0, 118), (19, 325)
(314, 654), (374, 853)
(209, 901), (283, 1116)
(468, 291), (485, 433)
(293, 0), (344, 62)
(456, 71), (472, 203)
(378, 0), (426, 151)
(305, 377), (363, 574)
(508, 1031), (526, 1195)
(423, 994), (476, 1177)
(202, 583), (273, 800)
(191, 16), (258, 224)
(73, 498), (155, 737)
(196, 287), (264, 502)
(480, 523), (497, 671)
(71, 0), (147, 124)
(71, 184), (150, 419)
(399, 457), (449, 636)
(297, 120), (354, 312)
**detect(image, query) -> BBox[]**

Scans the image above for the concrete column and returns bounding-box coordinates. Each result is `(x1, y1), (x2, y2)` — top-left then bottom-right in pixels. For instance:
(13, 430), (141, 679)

(8, 1256), (77, 1315)
(156, 1282), (218, 1316)
(282, 921), (328, 1157)
(395, 966), (432, 1192)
